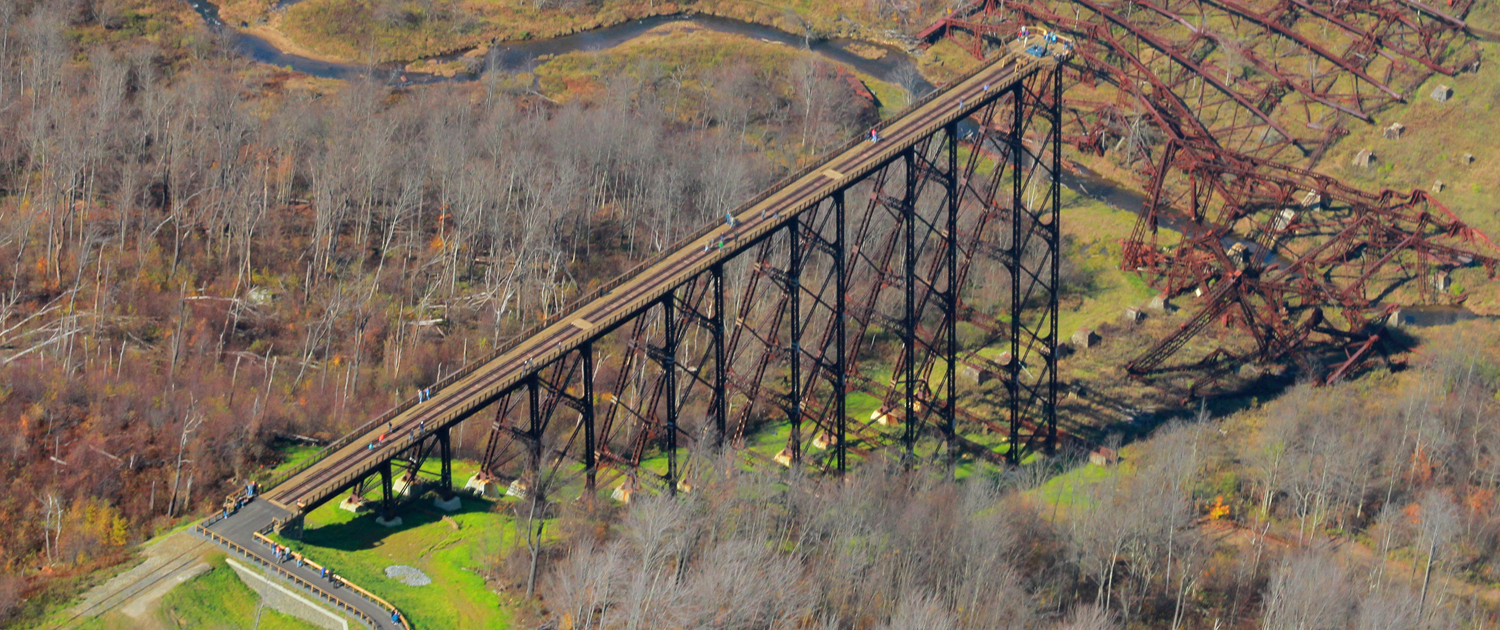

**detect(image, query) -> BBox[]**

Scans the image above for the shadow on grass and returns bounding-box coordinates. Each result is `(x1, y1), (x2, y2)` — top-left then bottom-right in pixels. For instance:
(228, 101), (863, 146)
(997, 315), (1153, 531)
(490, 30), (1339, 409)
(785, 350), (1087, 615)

(301, 492), (501, 552)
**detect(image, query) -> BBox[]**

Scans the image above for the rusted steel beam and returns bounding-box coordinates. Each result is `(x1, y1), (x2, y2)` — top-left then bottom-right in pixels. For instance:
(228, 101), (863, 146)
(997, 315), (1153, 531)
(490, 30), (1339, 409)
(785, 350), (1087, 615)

(1132, 0), (1374, 120)
(1286, 0), (1459, 74)
(1121, 138), (1498, 391)
(1209, 0), (1404, 100)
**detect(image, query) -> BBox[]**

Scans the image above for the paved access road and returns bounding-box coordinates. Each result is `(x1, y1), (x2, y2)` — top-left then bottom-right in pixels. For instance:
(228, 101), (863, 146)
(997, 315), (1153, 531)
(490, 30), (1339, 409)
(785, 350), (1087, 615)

(265, 43), (1067, 515)
(202, 500), (404, 629)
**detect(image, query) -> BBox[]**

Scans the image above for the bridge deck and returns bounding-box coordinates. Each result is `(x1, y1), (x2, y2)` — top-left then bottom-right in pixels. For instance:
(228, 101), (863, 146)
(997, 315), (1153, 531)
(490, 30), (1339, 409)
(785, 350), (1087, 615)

(267, 44), (1064, 513)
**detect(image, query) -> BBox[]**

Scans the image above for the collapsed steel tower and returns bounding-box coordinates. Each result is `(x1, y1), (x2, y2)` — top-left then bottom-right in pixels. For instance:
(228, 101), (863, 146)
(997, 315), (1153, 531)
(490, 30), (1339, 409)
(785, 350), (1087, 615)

(924, 0), (1497, 394)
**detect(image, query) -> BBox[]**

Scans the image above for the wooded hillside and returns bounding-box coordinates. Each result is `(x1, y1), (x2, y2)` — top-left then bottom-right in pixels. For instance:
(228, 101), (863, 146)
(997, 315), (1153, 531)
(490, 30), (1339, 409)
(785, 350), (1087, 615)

(0, 0), (873, 620)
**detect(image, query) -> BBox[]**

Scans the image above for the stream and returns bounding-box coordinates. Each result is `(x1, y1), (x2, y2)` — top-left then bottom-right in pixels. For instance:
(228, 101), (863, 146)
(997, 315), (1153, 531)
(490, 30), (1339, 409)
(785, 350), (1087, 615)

(183, 1), (932, 90)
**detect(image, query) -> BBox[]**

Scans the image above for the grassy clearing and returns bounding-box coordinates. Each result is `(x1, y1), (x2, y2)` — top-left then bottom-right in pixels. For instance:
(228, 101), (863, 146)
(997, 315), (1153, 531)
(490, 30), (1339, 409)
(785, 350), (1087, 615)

(1027, 453), (1131, 518)
(273, 458), (526, 630)
(913, 38), (984, 85)
(1057, 187), (1160, 336)
(264, 443), (322, 479)
(68, 553), (327, 630)
(65, 0), (202, 51)
(153, 554), (327, 630)
(533, 26), (801, 102)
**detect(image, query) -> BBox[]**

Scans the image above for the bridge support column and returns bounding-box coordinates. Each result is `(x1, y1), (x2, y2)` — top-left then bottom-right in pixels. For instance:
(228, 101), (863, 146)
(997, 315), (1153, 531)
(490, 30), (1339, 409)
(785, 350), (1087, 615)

(379, 460), (395, 518)
(1003, 76), (1062, 463)
(580, 342), (597, 497)
(787, 214), (803, 466)
(944, 121), (960, 460)
(662, 292), (679, 494)
(527, 375), (542, 498)
(1007, 82), (1024, 465)
(834, 189), (848, 475)
(902, 148), (919, 460)
(1046, 67), (1062, 455)
(437, 425), (453, 498)
(711, 264), (727, 450)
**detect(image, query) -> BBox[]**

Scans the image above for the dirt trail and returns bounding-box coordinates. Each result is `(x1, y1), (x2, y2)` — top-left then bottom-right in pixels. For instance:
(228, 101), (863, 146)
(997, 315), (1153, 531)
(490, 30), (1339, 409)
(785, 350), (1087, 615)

(52, 530), (212, 630)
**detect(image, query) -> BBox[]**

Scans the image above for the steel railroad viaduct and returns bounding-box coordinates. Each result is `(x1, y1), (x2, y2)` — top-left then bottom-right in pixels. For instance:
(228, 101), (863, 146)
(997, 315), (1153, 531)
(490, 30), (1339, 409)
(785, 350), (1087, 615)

(248, 38), (1073, 536)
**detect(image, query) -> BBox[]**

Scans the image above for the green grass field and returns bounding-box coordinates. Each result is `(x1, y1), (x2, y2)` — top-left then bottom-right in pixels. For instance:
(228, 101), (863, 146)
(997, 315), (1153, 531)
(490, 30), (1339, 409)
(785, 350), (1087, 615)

(270, 455), (524, 630)
(72, 554), (327, 630)
(154, 554), (326, 630)
(260, 443), (322, 481)
(1057, 186), (1160, 335)
(1027, 452), (1130, 519)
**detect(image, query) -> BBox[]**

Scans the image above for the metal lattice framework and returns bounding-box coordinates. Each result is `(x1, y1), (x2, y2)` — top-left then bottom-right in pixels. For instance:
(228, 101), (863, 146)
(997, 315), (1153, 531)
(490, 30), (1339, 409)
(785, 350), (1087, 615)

(921, 0), (1497, 395)
(1122, 142), (1498, 393)
(925, 0), (1480, 169)
(477, 66), (1067, 498)
(253, 46), (1074, 521)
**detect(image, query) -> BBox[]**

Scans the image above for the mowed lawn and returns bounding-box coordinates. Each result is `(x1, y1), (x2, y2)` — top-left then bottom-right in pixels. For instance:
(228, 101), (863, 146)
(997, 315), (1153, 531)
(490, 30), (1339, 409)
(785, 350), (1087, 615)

(271, 458), (523, 630)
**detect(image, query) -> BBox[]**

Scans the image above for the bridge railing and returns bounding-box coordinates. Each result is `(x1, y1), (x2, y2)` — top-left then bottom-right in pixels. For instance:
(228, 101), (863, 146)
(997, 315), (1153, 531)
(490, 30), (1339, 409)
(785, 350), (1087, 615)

(249, 530), (412, 630)
(195, 521), (403, 629)
(267, 47), (1044, 499)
